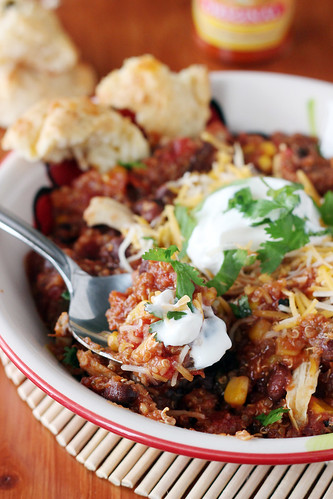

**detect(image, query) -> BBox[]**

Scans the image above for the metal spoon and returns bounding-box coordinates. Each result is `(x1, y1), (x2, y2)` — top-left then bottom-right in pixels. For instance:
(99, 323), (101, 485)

(0, 206), (132, 361)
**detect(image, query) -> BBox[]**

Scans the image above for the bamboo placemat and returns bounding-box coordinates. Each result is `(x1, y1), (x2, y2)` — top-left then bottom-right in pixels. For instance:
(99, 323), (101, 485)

(1, 348), (333, 499)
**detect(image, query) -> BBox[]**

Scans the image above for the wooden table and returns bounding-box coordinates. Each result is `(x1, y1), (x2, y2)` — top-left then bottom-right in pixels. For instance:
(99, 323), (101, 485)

(1, 0), (333, 497)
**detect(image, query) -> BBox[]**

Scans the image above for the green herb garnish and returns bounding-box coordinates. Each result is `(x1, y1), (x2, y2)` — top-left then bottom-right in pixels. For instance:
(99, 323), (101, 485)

(257, 213), (310, 274)
(174, 205), (197, 258)
(166, 310), (187, 320)
(146, 302), (187, 321)
(319, 191), (333, 226)
(226, 181), (320, 274)
(227, 183), (302, 225)
(63, 346), (79, 368)
(255, 407), (290, 426)
(142, 246), (205, 301)
(206, 249), (251, 295)
(119, 161), (147, 170)
(148, 320), (163, 341)
(61, 290), (70, 301)
(229, 295), (252, 318)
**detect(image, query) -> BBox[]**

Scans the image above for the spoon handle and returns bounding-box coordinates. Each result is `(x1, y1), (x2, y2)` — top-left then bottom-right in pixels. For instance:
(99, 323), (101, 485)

(0, 206), (73, 292)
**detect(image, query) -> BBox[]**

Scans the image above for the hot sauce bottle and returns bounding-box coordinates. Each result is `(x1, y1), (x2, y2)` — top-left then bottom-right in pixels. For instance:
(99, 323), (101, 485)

(192, 0), (295, 63)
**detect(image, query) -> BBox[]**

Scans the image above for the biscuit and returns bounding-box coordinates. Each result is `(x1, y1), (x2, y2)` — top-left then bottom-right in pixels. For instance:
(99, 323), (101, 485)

(0, 63), (97, 127)
(2, 96), (150, 173)
(0, 0), (78, 73)
(96, 54), (211, 138)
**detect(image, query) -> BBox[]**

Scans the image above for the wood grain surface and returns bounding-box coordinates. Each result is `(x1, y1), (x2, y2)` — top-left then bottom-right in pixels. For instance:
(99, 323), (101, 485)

(1, 1), (333, 498)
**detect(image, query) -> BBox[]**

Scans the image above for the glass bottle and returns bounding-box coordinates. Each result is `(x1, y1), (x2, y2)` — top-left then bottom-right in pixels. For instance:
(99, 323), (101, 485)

(192, 0), (296, 63)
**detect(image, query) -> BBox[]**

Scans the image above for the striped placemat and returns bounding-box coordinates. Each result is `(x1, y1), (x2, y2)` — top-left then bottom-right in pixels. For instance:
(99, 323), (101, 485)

(1, 349), (333, 499)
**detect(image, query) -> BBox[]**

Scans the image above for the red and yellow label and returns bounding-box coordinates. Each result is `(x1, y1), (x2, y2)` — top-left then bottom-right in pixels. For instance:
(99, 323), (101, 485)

(192, 0), (295, 52)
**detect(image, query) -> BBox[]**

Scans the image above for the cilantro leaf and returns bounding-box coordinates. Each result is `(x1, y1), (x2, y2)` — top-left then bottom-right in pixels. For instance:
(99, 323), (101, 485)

(206, 249), (249, 295)
(266, 183), (302, 213)
(166, 311), (186, 320)
(142, 246), (204, 301)
(63, 346), (79, 368)
(229, 295), (252, 318)
(146, 302), (187, 321)
(255, 407), (290, 426)
(319, 191), (333, 226)
(174, 205), (197, 258)
(143, 245), (178, 263)
(118, 160), (147, 170)
(257, 214), (309, 273)
(227, 187), (254, 215)
(228, 183), (301, 224)
(61, 289), (70, 301)
(172, 260), (205, 300)
(149, 320), (164, 341)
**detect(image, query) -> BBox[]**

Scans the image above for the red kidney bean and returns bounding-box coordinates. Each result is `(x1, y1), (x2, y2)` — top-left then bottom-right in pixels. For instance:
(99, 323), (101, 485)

(267, 364), (291, 402)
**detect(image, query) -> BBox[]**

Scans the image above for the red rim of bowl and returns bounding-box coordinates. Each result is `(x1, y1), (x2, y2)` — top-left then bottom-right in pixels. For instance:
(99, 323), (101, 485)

(1, 335), (333, 465)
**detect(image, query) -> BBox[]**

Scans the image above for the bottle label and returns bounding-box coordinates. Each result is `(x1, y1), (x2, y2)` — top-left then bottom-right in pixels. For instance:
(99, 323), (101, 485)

(192, 0), (295, 52)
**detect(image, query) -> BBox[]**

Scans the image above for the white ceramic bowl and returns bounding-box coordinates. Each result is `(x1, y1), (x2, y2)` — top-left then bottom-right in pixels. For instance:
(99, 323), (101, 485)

(2, 72), (333, 464)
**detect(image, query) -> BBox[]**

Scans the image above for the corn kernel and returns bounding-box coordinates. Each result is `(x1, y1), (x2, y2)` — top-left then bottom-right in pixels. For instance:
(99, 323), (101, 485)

(257, 155), (272, 173)
(224, 376), (250, 408)
(276, 337), (300, 356)
(107, 331), (119, 351)
(309, 396), (333, 414)
(125, 300), (149, 324)
(260, 141), (277, 156)
(258, 273), (272, 284)
(248, 318), (271, 343)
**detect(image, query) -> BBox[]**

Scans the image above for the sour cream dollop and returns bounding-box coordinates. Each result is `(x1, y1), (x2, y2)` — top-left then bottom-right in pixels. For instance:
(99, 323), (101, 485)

(149, 289), (231, 369)
(187, 177), (322, 276)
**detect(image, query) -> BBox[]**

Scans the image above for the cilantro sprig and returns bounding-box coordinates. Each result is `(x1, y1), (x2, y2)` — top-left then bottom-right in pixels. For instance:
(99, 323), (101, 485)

(227, 183), (301, 225)
(257, 213), (310, 273)
(255, 407), (290, 426)
(63, 346), (79, 368)
(227, 181), (322, 274)
(142, 246), (205, 302)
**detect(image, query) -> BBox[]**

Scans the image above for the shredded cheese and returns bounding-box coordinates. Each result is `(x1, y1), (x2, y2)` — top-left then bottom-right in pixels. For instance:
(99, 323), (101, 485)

(296, 169), (321, 206)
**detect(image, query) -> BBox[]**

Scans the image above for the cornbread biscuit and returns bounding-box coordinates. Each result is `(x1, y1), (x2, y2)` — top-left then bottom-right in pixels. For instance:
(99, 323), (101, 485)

(2, 96), (150, 173)
(0, 0), (78, 73)
(96, 54), (211, 138)
(0, 63), (96, 127)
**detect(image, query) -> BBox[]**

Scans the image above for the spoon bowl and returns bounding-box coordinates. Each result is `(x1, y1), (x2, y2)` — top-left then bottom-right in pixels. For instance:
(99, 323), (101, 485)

(0, 205), (132, 361)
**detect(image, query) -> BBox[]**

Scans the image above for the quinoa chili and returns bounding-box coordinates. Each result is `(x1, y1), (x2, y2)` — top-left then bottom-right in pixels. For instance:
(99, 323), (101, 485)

(24, 109), (333, 439)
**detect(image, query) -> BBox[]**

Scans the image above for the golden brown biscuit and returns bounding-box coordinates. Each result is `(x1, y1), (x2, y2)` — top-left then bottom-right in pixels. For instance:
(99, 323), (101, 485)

(96, 54), (211, 138)
(2, 96), (150, 173)
(0, 0), (78, 73)
(0, 63), (97, 127)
